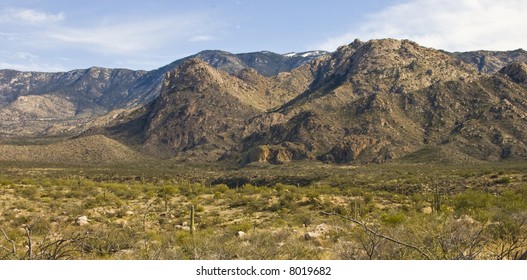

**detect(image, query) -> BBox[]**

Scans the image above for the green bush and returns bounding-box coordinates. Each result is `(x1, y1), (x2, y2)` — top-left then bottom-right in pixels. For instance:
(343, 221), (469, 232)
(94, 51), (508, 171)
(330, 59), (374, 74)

(17, 185), (39, 199)
(493, 177), (512, 185)
(452, 190), (494, 220)
(380, 212), (406, 226)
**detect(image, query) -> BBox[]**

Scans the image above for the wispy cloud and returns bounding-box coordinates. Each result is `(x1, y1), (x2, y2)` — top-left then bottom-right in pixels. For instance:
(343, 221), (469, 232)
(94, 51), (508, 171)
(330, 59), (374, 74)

(47, 16), (210, 55)
(315, 0), (527, 52)
(0, 6), (226, 70)
(189, 35), (215, 42)
(0, 50), (65, 72)
(0, 8), (64, 25)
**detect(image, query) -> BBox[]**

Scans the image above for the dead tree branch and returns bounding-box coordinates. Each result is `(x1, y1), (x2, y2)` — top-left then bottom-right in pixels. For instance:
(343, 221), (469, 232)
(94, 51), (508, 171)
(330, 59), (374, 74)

(322, 211), (432, 260)
(25, 225), (33, 260)
(1, 228), (17, 256)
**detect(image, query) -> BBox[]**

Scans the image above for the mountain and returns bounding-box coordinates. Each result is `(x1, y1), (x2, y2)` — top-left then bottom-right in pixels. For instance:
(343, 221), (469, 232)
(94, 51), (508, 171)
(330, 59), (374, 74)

(94, 56), (321, 160)
(0, 50), (327, 137)
(93, 39), (527, 165)
(241, 39), (527, 164)
(0, 67), (156, 136)
(453, 49), (527, 73)
(4, 38), (527, 165)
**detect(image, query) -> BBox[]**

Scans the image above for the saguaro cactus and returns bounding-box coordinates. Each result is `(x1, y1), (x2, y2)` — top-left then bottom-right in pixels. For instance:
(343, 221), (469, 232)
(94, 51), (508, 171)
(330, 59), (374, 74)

(190, 205), (195, 235)
(433, 185), (441, 213)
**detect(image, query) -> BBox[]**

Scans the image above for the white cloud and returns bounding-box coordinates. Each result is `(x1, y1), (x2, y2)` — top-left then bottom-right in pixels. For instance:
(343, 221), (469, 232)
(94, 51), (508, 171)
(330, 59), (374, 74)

(0, 50), (64, 72)
(0, 61), (65, 72)
(315, 0), (527, 52)
(13, 51), (38, 60)
(0, 8), (64, 25)
(46, 14), (220, 55)
(0, 5), (227, 71)
(189, 35), (215, 42)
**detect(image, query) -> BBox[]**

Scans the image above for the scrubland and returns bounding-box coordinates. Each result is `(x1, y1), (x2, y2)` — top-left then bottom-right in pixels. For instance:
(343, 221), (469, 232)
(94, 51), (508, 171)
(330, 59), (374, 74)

(1, 160), (527, 260)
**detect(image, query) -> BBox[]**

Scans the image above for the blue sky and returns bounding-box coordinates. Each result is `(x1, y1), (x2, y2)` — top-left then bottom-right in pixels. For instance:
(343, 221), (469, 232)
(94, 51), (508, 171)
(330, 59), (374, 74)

(1, 0), (526, 71)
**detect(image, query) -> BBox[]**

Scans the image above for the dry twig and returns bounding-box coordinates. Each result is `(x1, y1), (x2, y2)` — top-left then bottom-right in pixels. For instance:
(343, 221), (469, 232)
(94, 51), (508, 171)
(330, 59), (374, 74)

(322, 211), (432, 260)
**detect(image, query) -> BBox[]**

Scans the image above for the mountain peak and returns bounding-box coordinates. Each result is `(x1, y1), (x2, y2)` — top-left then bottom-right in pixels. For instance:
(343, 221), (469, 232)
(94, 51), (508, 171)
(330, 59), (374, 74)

(164, 58), (224, 92)
(305, 38), (476, 98)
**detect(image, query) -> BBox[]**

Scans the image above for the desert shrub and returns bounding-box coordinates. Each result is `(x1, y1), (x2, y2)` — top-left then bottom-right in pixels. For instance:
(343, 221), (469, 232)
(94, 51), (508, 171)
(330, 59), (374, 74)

(290, 209), (316, 227)
(267, 193), (299, 212)
(47, 189), (65, 200)
(38, 178), (53, 188)
(84, 192), (122, 209)
(16, 185), (39, 199)
(247, 231), (321, 260)
(0, 178), (13, 186)
(18, 178), (36, 185)
(363, 192), (374, 204)
(178, 182), (207, 198)
(380, 212), (406, 226)
(227, 220), (254, 234)
(240, 184), (260, 195)
(78, 228), (136, 258)
(452, 190), (494, 220)
(213, 184), (229, 193)
(163, 229), (244, 259)
(493, 177), (512, 185)
(105, 183), (141, 200)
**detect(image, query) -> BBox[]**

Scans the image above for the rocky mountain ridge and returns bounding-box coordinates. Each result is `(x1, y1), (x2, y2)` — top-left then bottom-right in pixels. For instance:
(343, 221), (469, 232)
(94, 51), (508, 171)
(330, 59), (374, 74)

(0, 50), (327, 137)
(92, 39), (527, 165)
(453, 49), (527, 73)
(3, 38), (527, 165)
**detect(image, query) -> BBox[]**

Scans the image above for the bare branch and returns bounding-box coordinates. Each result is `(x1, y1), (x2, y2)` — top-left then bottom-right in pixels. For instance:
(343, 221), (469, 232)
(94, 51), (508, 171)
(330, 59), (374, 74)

(517, 250), (527, 260)
(25, 225), (32, 260)
(322, 211), (432, 260)
(0, 228), (16, 256)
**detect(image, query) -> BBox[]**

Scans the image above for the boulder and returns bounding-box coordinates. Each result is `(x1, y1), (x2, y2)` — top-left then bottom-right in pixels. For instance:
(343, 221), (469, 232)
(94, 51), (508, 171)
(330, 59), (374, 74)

(75, 216), (89, 226)
(304, 232), (321, 240)
(235, 231), (247, 238)
(175, 225), (190, 231)
(314, 223), (331, 235)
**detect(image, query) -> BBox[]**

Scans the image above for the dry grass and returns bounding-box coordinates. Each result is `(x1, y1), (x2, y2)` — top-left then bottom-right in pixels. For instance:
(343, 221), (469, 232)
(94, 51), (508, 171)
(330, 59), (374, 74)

(1, 160), (527, 260)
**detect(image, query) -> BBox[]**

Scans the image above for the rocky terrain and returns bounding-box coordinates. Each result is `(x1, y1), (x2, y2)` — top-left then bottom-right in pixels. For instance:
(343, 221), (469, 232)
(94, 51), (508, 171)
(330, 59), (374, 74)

(0, 50), (327, 137)
(454, 48), (527, 73)
(3, 38), (527, 165)
(83, 39), (527, 165)
(4, 39), (527, 262)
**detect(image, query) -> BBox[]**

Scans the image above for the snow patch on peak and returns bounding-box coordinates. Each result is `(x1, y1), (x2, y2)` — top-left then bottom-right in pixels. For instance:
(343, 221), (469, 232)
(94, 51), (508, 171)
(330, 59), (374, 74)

(282, 51), (328, 58)
(300, 51), (325, 57)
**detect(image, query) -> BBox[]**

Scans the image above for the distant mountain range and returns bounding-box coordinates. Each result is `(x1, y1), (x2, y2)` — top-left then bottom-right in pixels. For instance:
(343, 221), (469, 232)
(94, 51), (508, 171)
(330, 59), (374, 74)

(2, 39), (527, 165)
(0, 50), (329, 137)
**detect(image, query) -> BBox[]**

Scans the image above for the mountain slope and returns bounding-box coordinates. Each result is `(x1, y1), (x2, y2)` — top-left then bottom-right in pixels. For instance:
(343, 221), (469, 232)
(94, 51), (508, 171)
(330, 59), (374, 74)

(97, 58), (318, 160)
(239, 39), (484, 164)
(92, 39), (527, 165)
(0, 50), (326, 137)
(0, 135), (142, 164)
(453, 49), (527, 73)
(5, 39), (527, 165)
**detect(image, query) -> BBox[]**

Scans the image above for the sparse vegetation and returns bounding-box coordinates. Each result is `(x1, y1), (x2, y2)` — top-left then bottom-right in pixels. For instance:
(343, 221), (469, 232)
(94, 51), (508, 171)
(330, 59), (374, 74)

(2, 159), (527, 260)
